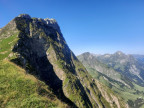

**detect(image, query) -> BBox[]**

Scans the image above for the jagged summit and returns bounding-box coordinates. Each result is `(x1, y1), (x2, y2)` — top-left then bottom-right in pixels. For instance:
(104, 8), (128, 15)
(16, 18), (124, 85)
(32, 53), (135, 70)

(18, 14), (31, 19)
(18, 14), (56, 23)
(114, 51), (125, 55)
(81, 52), (91, 55)
(17, 14), (61, 34)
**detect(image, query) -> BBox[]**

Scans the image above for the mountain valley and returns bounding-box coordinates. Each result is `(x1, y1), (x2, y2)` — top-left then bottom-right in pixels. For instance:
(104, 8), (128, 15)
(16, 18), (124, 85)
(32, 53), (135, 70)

(78, 52), (144, 108)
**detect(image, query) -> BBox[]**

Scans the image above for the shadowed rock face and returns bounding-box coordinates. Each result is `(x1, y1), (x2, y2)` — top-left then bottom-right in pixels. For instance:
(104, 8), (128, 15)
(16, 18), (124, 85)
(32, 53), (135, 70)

(0, 14), (128, 108)
(12, 16), (78, 107)
(11, 15), (93, 107)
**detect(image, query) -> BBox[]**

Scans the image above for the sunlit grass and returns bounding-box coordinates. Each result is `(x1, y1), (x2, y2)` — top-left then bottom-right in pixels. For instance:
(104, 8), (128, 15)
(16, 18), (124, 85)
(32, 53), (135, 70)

(0, 60), (57, 108)
(0, 34), (18, 60)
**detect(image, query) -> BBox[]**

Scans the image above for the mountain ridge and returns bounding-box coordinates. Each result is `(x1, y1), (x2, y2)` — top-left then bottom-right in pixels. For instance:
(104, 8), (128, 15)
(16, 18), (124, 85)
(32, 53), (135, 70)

(0, 14), (127, 108)
(78, 51), (144, 108)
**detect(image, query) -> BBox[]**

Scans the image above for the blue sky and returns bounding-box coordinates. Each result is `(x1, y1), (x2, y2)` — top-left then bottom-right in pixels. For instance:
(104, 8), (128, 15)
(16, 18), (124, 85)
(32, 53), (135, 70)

(0, 0), (144, 55)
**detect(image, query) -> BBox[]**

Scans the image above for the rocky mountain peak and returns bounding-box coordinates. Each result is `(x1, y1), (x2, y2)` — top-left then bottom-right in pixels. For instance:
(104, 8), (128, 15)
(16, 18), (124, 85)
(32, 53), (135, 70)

(44, 18), (61, 34)
(114, 51), (125, 55)
(18, 14), (31, 19)
(17, 14), (61, 34)
(82, 52), (91, 56)
(44, 18), (57, 24)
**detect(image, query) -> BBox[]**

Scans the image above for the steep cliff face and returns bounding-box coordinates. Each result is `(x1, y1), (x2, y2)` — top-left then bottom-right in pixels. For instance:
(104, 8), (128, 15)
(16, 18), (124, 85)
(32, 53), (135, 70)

(0, 14), (127, 108)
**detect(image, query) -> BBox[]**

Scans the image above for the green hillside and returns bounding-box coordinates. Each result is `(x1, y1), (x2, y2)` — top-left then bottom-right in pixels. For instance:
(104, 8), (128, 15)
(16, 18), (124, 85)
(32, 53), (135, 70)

(0, 60), (64, 108)
(78, 52), (144, 108)
(0, 33), (67, 107)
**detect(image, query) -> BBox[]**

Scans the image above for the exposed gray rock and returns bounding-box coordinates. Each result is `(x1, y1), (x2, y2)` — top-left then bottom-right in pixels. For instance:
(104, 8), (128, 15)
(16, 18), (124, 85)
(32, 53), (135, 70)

(43, 18), (61, 34)
(17, 14), (61, 34)
(0, 19), (18, 39)
(18, 14), (31, 19)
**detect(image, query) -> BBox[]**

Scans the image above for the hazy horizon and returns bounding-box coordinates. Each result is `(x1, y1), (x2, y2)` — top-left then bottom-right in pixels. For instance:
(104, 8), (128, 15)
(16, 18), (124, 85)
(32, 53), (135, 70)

(0, 0), (144, 55)
(77, 51), (144, 56)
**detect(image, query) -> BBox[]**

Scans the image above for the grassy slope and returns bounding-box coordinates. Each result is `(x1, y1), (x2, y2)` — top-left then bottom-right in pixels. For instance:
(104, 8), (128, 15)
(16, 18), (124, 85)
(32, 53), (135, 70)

(0, 34), (66, 108)
(0, 33), (19, 60)
(0, 60), (57, 108)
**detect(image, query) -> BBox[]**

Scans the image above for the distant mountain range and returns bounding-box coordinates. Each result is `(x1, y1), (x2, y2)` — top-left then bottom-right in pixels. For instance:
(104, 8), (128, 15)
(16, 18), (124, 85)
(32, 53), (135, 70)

(78, 52), (144, 108)
(132, 54), (144, 64)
